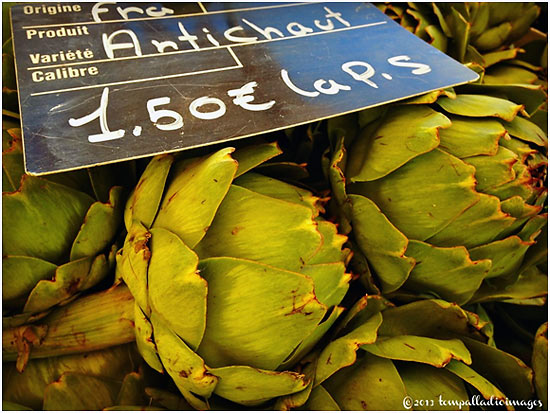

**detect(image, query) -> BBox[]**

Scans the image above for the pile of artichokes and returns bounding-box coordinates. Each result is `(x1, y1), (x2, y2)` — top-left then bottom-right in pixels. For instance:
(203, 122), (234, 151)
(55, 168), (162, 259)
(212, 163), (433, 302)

(3, 2), (548, 411)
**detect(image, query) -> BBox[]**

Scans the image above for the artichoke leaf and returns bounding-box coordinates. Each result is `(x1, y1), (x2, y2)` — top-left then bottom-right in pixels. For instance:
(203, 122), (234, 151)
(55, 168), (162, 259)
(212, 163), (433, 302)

(70, 186), (123, 261)
(469, 2), (490, 38)
(300, 263), (350, 308)
(347, 105), (450, 182)
(328, 137), (352, 234)
(124, 154), (173, 230)
(484, 65), (539, 85)
(362, 335), (472, 367)
(348, 194), (415, 293)
(255, 161), (309, 181)
(469, 214), (546, 279)
(148, 227), (206, 350)
(485, 162), (539, 202)
(232, 141), (282, 178)
(401, 88), (456, 105)
(399, 363), (469, 410)
(3, 175), (94, 263)
(303, 385), (341, 410)
(2, 256), (56, 302)
(448, 6), (470, 62)
(473, 22), (512, 51)
(134, 303), (163, 373)
(460, 83), (545, 115)
(275, 356), (317, 410)
(404, 240), (491, 305)
(2, 128), (25, 193)
(208, 365), (309, 406)
(508, 5), (541, 41)
(482, 48), (520, 68)
(465, 147), (518, 193)
(116, 220), (151, 314)
(497, 195), (542, 238)
(461, 337), (534, 402)
(499, 136), (537, 162)
(307, 220), (350, 265)
(377, 299), (485, 340)
(78, 251), (112, 291)
(197, 257), (326, 371)
(195, 185), (322, 272)
(22, 256), (94, 313)
(470, 265), (547, 304)
(280, 306), (345, 370)
(151, 313), (218, 409)
(427, 193), (515, 249)
(43, 372), (119, 410)
(437, 94), (525, 122)
(314, 312), (383, 386)
(501, 115), (548, 147)
(153, 147), (237, 248)
(425, 24), (448, 51)
(445, 360), (509, 404)
(322, 352), (406, 411)
(116, 371), (148, 407)
(438, 117), (505, 158)
(234, 172), (320, 215)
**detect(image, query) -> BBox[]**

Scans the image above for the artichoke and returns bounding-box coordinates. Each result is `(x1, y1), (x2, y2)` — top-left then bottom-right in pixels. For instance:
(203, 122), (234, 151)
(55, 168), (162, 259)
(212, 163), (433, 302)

(115, 142), (351, 408)
(2, 116), (131, 328)
(379, 2), (548, 127)
(327, 90), (547, 305)
(2, 283), (193, 410)
(379, 3), (543, 64)
(3, 344), (144, 410)
(282, 295), (539, 410)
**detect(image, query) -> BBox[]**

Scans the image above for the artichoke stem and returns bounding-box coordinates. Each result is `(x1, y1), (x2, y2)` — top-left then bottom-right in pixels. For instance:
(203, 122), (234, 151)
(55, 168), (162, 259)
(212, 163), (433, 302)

(2, 284), (135, 369)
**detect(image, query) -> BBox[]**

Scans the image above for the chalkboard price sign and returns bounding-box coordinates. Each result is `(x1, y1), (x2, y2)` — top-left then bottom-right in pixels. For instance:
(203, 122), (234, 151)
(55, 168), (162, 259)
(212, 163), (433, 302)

(10, 2), (479, 175)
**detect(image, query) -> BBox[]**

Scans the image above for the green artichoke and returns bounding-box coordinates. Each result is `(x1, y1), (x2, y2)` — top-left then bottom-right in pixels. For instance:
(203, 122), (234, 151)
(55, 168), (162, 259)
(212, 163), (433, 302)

(3, 344), (144, 410)
(277, 295), (538, 410)
(116, 142), (351, 408)
(379, 2), (548, 127)
(379, 3), (543, 64)
(328, 91), (547, 305)
(2, 284), (192, 410)
(2, 117), (131, 326)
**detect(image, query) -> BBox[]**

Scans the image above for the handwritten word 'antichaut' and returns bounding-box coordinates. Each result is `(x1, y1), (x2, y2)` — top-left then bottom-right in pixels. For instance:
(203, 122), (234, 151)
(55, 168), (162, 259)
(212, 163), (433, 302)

(101, 6), (351, 58)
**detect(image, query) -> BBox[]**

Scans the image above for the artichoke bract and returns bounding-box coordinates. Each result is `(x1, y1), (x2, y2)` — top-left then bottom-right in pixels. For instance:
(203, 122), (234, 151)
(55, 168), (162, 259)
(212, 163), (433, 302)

(328, 91), (547, 305)
(116, 143), (351, 408)
(294, 296), (538, 410)
(2, 117), (128, 322)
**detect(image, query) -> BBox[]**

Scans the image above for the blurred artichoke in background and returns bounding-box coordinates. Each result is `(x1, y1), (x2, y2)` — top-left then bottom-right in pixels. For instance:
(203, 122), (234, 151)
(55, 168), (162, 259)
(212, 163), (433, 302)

(2, 116), (133, 329)
(379, 2), (548, 129)
(278, 295), (539, 410)
(3, 344), (143, 410)
(378, 3), (544, 66)
(116, 142), (351, 408)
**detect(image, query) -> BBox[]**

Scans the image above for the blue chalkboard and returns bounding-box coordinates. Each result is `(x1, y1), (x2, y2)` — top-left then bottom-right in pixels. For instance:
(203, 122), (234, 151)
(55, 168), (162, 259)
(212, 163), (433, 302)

(10, 2), (478, 174)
